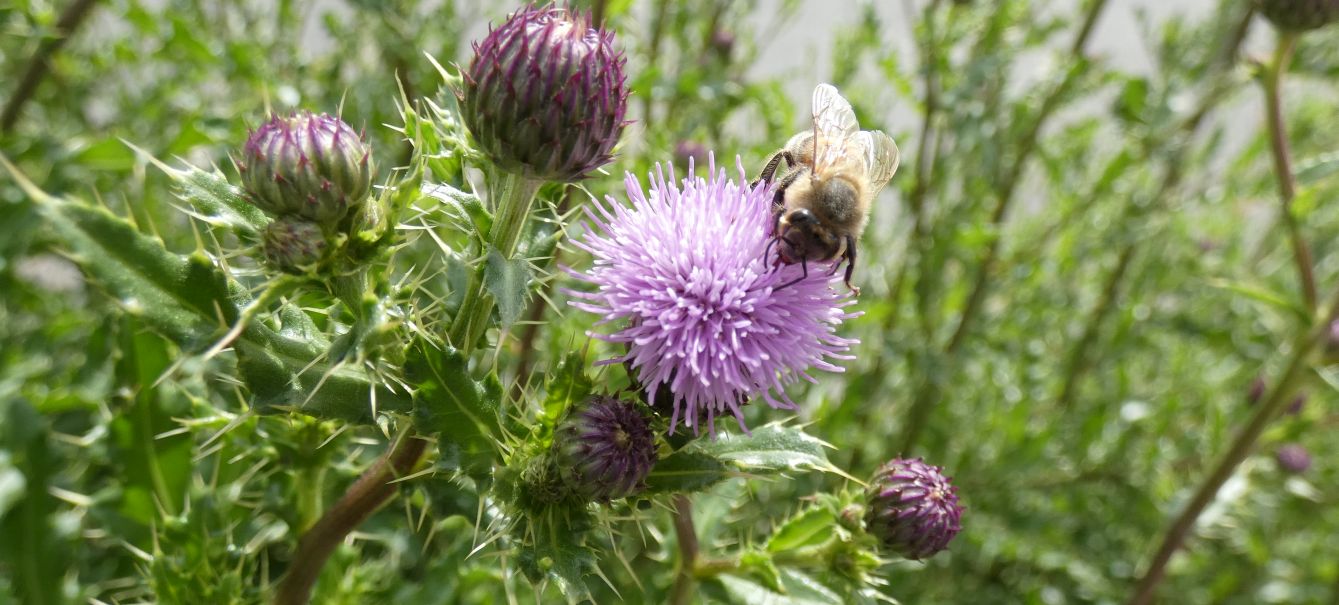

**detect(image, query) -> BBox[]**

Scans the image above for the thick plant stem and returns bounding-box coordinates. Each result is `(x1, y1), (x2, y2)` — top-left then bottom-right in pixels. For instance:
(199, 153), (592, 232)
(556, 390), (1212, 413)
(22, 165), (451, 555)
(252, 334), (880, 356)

(274, 435), (429, 605)
(668, 495), (699, 605)
(449, 170), (542, 354)
(1, 0), (100, 133)
(1262, 32), (1317, 312)
(1127, 291), (1339, 605)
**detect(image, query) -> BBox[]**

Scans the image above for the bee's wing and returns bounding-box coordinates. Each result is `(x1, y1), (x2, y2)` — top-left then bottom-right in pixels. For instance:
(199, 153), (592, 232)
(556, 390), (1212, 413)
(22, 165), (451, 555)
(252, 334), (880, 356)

(810, 83), (861, 175)
(864, 130), (900, 198)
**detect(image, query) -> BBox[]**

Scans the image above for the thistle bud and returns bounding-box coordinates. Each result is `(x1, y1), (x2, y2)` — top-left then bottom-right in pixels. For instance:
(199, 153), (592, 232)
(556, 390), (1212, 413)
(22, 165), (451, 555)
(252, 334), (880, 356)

(553, 395), (657, 502)
(1275, 443), (1311, 474)
(1259, 0), (1339, 32)
(240, 112), (373, 225)
(462, 5), (628, 181)
(261, 216), (328, 274)
(864, 457), (962, 560)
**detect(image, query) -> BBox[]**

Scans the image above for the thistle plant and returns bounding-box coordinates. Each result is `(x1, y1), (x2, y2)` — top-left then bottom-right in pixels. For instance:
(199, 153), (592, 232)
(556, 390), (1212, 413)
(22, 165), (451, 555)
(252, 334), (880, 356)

(15, 1), (1339, 604)
(0, 2), (948, 602)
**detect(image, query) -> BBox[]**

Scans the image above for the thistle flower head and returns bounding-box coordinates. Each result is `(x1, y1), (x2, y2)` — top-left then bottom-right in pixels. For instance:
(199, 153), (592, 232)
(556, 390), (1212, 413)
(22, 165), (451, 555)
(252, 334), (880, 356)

(462, 4), (628, 181)
(553, 395), (658, 501)
(864, 457), (963, 560)
(240, 112), (373, 225)
(567, 156), (858, 435)
(1259, 0), (1339, 31)
(261, 216), (328, 274)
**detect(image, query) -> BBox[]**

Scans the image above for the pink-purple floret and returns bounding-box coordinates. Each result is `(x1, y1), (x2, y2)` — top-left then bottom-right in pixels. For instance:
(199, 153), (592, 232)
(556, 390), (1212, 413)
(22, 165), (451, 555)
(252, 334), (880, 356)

(567, 154), (859, 436)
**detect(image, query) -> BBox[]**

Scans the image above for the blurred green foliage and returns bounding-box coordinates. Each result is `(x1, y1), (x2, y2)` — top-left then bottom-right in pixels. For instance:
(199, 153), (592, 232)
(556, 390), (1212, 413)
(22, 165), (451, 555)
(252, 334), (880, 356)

(3, 0), (1339, 603)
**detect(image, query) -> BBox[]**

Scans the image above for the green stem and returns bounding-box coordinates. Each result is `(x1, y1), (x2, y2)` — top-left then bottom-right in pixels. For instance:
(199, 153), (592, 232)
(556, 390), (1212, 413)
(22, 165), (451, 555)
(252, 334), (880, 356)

(669, 494), (699, 605)
(448, 170), (542, 354)
(1128, 290), (1339, 605)
(1262, 32), (1317, 312)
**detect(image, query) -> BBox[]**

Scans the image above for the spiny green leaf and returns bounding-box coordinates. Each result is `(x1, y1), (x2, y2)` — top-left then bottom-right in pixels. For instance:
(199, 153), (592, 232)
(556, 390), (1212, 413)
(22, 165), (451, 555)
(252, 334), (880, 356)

(426, 181), (492, 238)
(484, 245), (531, 329)
(147, 152), (269, 242)
(406, 342), (502, 474)
(0, 400), (71, 605)
(766, 506), (839, 554)
(645, 425), (846, 494)
(644, 451), (730, 493)
(516, 509), (598, 604)
(111, 323), (192, 523)
(7, 158), (405, 426)
(697, 423), (846, 477)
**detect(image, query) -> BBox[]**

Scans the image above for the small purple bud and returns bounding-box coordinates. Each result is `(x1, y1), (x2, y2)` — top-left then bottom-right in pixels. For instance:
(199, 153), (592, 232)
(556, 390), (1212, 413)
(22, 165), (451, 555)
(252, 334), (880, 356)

(1259, 0), (1339, 32)
(241, 112), (373, 225)
(554, 395), (657, 502)
(709, 30), (735, 59)
(864, 457), (963, 560)
(1247, 377), (1266, 406)
(462, 5), (629, 181)
(1275, 443), (1312, 474)
(261, 216), (328, 274)
(1286, 392), (1306, 416)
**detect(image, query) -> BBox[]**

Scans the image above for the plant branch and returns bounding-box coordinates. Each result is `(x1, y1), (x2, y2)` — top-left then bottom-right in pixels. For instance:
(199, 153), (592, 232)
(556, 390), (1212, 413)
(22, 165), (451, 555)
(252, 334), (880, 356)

(1262, 32), (1317, 311)
(274, 434), (429, 605)
(945, 0), (1108, 355)
(1, 0), (101, 133)
(668, 494), (699, 605)
(899, 0), (1109, 453)
(1128, 289), (1339, 605)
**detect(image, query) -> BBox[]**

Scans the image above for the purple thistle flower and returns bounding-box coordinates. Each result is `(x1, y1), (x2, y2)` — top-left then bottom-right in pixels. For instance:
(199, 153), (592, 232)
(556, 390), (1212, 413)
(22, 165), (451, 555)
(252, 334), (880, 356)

(567, 155), (858, 435)
(864, 457), (963, 560)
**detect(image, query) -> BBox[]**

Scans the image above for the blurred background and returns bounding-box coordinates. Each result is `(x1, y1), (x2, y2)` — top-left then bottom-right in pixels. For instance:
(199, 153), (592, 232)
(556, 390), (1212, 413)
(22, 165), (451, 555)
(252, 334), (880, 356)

(3, 0), (1339, 603)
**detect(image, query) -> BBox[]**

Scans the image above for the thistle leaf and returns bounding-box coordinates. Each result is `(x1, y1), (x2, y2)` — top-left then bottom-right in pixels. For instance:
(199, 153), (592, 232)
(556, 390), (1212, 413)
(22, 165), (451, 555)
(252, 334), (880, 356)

(406, 342), (502, 475)
(645, 424), (847, 494)
(484, 245), (531, 329)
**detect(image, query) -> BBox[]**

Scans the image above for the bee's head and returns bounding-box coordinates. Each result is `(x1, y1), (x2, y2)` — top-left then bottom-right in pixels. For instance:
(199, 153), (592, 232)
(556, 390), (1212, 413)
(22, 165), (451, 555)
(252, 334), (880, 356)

(777, 208), (841, 263)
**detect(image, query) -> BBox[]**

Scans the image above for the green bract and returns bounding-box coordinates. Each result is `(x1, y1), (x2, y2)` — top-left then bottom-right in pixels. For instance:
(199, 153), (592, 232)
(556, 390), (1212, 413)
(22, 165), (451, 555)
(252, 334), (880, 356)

(261, 216), (327, 274)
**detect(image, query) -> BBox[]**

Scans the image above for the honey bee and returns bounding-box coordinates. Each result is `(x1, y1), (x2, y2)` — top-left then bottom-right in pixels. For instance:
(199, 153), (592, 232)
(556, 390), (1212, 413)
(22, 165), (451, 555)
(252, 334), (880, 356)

(756, 83), (900, 295)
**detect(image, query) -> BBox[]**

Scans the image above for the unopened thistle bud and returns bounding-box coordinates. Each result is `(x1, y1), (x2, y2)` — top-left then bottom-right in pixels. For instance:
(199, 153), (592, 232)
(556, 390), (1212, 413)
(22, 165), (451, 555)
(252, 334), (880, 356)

(461, 5), (628, 181)
(553, 395), (657, 502)
(1276, 443), (1312, 474)
(1259, 0), (1339, 32)
(240, 112), (373, 225)
(261, 216), (328, 274)
(864, 457), (963, 560)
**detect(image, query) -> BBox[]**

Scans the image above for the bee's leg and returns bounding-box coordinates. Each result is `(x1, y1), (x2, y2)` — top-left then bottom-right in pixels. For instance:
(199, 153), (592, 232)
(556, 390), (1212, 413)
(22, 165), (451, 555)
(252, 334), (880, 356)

(754, 150), (796, 186)
(775, 257), (808, 291)
(842, 235), (860, 296)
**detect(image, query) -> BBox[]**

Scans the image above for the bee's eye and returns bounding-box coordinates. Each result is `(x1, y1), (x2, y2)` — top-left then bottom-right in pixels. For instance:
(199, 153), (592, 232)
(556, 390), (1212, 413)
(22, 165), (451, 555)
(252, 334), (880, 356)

(789, 209), (817, 226)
